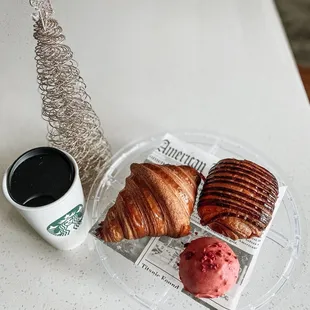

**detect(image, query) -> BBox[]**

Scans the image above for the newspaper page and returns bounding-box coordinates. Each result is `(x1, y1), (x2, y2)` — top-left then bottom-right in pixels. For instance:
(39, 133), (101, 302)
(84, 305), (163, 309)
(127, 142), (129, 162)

(92, 133), (286, 310)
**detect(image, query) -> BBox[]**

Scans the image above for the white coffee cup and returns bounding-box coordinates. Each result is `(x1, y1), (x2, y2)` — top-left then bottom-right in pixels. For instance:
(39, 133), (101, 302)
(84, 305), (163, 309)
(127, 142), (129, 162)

(2, 147), (89, 250)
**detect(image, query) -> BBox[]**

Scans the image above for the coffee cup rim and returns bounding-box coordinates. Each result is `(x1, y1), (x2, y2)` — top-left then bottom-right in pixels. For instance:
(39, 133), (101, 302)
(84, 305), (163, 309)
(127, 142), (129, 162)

(2, 147), (81, 212)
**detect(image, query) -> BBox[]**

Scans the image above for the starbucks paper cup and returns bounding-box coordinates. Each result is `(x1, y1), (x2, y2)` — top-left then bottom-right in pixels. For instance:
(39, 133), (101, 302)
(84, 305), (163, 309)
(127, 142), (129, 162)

(2, 147), (89, 250)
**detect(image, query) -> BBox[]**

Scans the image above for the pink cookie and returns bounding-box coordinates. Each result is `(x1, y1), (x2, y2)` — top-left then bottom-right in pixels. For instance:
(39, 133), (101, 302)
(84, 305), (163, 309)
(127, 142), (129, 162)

(179, 237), (240, 298)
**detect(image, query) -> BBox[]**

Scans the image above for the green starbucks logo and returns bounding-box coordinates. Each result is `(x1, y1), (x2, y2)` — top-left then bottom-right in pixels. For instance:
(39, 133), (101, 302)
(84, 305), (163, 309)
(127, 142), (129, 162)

(47, 204), (84, 237)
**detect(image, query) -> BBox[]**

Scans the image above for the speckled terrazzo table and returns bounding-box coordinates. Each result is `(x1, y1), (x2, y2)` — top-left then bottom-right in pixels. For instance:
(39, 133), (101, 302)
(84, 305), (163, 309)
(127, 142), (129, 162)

(0, 1), (310, 309)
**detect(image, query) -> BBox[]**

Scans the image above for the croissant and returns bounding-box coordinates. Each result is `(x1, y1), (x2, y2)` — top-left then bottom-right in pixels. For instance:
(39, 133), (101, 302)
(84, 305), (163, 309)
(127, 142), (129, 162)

(96, 163), (201, 242)
(198, 158), (279, 240)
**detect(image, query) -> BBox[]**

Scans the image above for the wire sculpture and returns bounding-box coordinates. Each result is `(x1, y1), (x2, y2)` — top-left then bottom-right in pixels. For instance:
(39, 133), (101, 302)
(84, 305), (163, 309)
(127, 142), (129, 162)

(31, 2), (111, 195)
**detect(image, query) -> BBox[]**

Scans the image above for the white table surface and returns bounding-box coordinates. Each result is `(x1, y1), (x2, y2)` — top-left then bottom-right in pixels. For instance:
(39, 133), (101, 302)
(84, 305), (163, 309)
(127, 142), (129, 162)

(1, 0), (310, 309)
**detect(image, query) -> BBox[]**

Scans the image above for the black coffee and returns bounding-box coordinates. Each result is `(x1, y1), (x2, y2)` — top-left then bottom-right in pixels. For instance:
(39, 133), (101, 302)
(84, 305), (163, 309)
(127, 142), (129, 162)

(7, 147), (75, 207)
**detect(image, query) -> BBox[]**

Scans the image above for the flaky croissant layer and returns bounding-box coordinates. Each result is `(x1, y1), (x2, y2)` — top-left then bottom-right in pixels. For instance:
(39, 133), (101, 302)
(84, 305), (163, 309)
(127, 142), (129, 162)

(198, 158), (279, 240)
(96, 163), (201, 242)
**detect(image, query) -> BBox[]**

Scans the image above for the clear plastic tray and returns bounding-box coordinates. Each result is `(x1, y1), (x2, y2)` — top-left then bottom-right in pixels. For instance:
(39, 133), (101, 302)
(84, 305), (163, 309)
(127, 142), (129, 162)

(88, 132), (304, 310)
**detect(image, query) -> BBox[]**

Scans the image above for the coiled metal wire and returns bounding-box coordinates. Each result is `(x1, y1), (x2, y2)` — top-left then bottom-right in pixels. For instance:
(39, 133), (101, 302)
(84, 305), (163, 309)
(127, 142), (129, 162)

(34, 18), (111, 195)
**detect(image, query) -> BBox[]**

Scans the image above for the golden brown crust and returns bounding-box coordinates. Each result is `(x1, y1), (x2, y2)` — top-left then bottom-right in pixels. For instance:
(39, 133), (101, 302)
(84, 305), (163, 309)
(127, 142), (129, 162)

(198, 159), (279, 240)
(96, 163), (201, 242)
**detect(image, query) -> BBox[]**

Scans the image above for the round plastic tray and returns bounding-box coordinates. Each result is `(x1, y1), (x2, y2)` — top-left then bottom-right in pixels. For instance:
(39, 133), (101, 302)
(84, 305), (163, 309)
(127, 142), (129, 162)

(89, 132), (304, 310)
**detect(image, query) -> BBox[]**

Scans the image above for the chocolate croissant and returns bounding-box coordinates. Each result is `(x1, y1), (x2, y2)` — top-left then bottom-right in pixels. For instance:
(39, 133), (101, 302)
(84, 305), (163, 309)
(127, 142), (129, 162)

(198, 158), (279, 240)
(96, 163), (201, 242)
